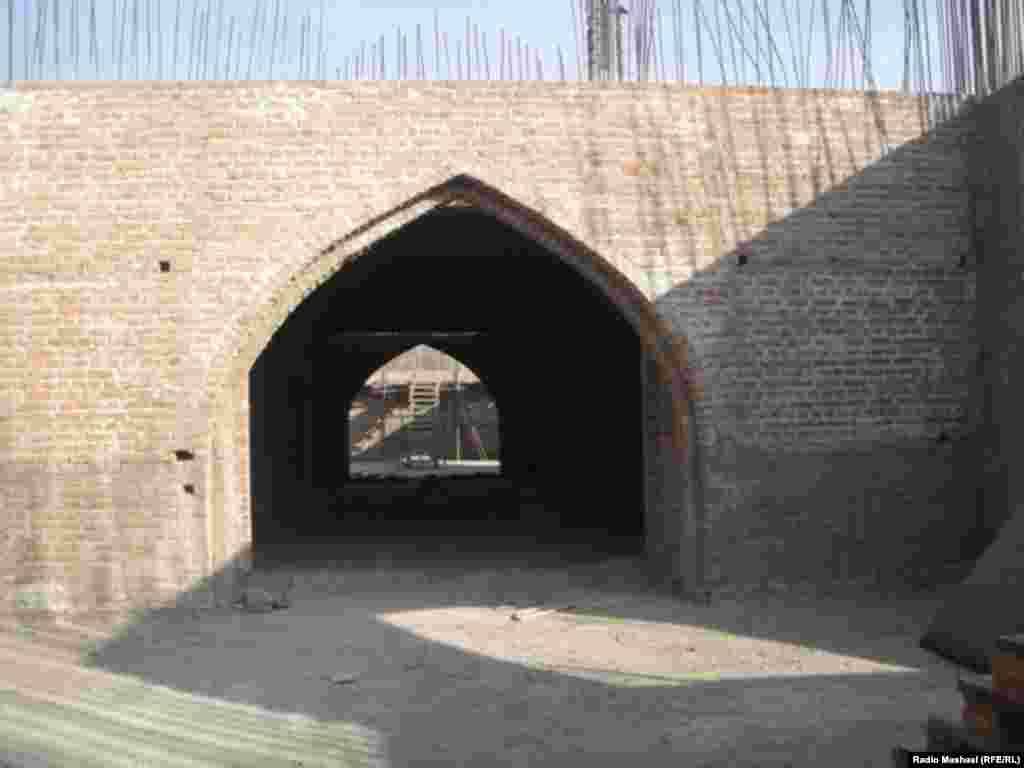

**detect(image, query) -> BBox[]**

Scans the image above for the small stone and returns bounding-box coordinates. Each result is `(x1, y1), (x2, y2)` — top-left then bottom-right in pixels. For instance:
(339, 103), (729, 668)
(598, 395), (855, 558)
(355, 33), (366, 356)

(321, 673), (359, 686)
(235, 587), (284, 613)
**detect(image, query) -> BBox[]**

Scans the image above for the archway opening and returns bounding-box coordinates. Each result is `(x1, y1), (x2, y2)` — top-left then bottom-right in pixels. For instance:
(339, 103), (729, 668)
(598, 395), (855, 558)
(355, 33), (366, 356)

(348, 342), (501, 477)
(249, 203), (647, 569)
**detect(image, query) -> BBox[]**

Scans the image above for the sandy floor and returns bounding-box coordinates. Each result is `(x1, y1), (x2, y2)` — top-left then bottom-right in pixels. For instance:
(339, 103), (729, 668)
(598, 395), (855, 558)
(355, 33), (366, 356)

(0, 554), (964, 767)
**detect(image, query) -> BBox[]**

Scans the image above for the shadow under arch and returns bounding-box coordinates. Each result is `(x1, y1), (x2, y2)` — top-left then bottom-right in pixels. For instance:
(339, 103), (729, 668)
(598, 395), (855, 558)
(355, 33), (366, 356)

(203, 173), (700, 600)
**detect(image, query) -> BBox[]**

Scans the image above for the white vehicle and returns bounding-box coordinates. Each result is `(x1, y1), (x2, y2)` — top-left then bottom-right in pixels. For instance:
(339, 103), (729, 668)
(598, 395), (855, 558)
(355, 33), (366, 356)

(401, 453), (439, 469)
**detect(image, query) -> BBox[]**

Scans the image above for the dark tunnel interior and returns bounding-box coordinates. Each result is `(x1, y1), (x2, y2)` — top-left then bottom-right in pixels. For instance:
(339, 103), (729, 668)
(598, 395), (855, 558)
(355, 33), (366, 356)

(249, 204), (645, 567)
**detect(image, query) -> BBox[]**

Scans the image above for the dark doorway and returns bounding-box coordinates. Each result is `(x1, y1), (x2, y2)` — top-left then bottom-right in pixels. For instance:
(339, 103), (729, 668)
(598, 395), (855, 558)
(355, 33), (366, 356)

(249, 204), (644, 569)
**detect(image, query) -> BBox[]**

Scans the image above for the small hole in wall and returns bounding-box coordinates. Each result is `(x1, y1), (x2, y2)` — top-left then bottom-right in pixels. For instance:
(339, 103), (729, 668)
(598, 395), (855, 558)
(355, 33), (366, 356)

(737, 252), (748, 267)
(183, 484), (195, 494)
(958, 252), (967, 268)
(159, 260), (171, 273)
(936, 431), (950, 444)
(174, 450), (195, 461)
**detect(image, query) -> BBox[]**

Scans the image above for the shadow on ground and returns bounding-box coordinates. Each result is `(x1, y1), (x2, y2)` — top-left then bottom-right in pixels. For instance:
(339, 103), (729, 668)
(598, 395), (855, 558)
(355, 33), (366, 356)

(0, 539), (966, 768)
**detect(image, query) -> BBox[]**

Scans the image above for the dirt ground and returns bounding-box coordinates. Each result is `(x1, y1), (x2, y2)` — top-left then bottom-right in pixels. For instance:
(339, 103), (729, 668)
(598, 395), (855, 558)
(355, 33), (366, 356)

(0, 550), (964, 767)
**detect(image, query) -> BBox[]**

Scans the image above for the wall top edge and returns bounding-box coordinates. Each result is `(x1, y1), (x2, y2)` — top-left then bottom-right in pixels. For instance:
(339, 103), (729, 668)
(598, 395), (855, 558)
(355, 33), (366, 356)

(0, 80), (971, 101)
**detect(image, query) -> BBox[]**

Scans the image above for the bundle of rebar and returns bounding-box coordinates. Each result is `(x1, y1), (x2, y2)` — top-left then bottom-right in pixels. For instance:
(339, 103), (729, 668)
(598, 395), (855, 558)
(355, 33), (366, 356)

(2, 0), (1020, 99)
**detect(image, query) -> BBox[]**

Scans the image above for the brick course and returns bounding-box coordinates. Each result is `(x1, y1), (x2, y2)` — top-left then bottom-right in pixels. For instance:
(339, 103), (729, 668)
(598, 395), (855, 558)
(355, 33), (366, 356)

(0, 81), (979, 613)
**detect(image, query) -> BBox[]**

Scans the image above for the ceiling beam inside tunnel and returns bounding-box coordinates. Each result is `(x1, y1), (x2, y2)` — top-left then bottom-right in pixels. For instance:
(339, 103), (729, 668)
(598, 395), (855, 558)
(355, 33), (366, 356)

(326, 332), (484, 343)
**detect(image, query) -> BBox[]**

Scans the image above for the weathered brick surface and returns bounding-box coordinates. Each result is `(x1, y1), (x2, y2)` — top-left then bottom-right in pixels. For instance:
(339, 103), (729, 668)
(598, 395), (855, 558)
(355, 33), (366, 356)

(968, 78), (1024, 549)
(0, 81), (979, 613)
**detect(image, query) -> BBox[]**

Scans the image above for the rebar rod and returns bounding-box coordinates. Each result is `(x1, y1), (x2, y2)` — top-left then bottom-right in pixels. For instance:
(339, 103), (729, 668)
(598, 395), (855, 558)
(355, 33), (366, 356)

(474, 22), (480, 80)
(317, 0), (324, 80)
(836, 0), (848, 88)
(225, 12), (234, 79)
(27, 0), (33, 79)
(751, 0), (785, 86)
(55, 0), (60, 80)
(795, 0), (806, 86)
(695, 0), (704, 82)
(73, 0), (79, 79)
(36, 0), (45, 78)
(482, 28), (489, 79)
(268, 0), (279, 79)
(1006, 0), (1013, 86)
(443, 29), (450, 79)
(116, 0), (126, 79)
(720, 0), (763, 82)
(213, 0), (223, 80)
(90, 0), (99, 77)
(418, 23), (424, 79)
(7, 0), (12, 83)
(845, 0), (876, 89)
(716, 0), (734, 83)
(971, 0), (982, 93)
(156, 0), (162, 78)
(945, 0), (954, 91)
(734, 0), (762, 83)
(234, 11), (242, 78)
(623, 0), (632, 79)
(299, 12), (306, 78)
(656, 2), (666, 81)
(570, 0), (580, 79)
(244, 1), (255, 80)
(921, 0), (933, 92)
(133, 0), (139, 80)
(202, 1), (211, 80)
(781, 0), (801, 87)
(696, 0), (728, 84)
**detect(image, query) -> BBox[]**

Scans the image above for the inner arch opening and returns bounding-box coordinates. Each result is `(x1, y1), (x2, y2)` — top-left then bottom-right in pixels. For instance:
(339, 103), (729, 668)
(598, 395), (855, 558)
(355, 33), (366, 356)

(249, 204), (646, 569)
(349, 342), (501, 474)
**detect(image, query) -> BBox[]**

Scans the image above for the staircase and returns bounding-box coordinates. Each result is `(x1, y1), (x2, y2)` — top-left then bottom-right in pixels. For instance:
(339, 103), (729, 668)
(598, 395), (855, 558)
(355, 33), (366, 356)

(350, 393), (407, 456)
(405, 376), (440, 461)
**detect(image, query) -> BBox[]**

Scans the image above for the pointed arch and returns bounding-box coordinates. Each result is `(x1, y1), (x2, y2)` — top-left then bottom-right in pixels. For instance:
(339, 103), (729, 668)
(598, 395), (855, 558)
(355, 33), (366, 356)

(203, 174), (696, 593)
(349, 343), (499, 465)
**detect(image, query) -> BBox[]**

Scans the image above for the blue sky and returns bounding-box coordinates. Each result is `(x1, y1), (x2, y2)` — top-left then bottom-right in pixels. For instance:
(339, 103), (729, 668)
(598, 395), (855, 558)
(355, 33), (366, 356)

(3, 0), (938, 91)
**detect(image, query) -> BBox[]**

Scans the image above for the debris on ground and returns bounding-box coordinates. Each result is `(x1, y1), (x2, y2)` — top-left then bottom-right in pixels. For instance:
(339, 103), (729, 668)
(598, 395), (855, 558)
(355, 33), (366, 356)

(233, 586), (291, 613)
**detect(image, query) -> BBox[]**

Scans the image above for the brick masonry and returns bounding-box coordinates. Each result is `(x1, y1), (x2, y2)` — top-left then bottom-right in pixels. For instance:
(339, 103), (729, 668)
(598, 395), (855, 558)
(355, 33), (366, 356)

(0, 81), (981, 614)
(967, 79), (1024, 551)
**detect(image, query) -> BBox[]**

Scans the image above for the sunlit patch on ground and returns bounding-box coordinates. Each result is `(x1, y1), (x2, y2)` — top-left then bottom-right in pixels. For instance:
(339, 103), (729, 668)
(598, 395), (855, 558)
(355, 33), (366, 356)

(0, 624), (389, 768)
(0, 565), (962, 767)
(378, 604), (926, 685)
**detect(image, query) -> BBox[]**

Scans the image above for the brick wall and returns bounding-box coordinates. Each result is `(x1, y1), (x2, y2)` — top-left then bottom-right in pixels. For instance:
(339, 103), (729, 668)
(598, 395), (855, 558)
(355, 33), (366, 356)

(968, 79), (1024, 549)
(0, 81), (979, 613)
